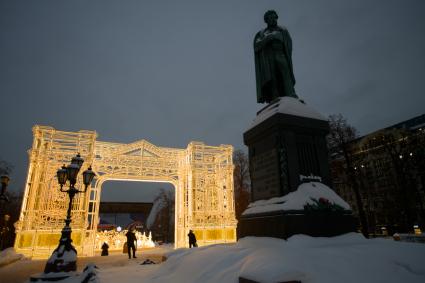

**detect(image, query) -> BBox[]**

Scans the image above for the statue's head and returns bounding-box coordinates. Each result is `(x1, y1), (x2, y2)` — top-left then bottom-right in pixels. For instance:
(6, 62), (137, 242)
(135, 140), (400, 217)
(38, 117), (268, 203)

(264, 10), (278, 27)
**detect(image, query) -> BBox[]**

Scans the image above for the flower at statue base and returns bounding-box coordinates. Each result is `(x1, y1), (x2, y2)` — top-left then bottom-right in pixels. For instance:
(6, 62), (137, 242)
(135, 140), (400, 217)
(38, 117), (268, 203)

(304, 197), (345, 213)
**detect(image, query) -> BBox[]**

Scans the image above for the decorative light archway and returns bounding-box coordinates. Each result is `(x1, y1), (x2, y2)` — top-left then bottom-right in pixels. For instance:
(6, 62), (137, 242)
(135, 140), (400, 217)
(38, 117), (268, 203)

(15, 125), (237, 258)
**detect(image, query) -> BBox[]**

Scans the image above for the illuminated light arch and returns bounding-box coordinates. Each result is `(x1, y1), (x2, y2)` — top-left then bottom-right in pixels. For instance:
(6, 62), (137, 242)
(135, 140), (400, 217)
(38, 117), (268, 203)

(15, 125), (237, 258)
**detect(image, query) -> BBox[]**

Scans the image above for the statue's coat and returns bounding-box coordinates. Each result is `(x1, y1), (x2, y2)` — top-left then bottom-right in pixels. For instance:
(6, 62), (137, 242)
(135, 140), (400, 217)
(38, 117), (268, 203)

(254, 26), (297, 103)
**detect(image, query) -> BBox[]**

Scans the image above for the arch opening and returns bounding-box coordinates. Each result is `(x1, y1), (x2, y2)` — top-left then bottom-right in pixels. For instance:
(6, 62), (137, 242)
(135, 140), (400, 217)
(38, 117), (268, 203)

(93, 180), (175, 252)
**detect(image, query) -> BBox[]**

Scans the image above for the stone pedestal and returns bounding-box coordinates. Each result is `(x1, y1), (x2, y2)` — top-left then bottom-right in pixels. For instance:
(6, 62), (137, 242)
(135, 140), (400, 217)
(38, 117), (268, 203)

(244, 100), (331, 201)
(237, 210), (356, 240)
(238, 98), (356, 239)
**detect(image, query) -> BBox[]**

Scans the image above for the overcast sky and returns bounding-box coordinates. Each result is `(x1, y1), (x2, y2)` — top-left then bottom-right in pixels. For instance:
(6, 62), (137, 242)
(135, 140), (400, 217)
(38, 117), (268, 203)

(1, 0), (424, 201)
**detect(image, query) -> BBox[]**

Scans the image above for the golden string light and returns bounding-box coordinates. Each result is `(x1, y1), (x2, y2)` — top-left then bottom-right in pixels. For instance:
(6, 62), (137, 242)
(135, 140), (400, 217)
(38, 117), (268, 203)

(14, 125), (237, 258)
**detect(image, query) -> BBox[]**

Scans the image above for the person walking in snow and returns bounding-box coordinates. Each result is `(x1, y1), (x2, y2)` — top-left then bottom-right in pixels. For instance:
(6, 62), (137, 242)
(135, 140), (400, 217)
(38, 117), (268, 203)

(188, 230), (197, 248)
(101, 242), (109, 256)
(126, 229), (137, 259)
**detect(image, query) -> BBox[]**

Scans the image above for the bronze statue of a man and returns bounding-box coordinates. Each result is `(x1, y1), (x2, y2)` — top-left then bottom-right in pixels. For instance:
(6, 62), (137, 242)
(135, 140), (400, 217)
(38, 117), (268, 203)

(254, 10), (297, 103)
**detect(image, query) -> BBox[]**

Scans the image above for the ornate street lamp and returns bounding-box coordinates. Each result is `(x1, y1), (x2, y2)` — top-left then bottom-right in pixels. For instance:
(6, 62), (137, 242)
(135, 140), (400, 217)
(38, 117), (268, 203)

(34, 154), (96, 281)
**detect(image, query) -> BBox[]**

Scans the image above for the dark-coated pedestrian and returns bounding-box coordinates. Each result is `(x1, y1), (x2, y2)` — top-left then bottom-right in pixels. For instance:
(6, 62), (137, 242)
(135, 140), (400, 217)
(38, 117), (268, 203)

(188, 229), (197, 248)
(101, 242), (109, 256)
(126, 229), (137, 259)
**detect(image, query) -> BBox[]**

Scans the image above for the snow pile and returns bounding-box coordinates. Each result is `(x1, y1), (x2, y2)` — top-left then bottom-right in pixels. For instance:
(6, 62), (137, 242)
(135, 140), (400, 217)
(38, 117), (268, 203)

(243, 182), (350, 215)
(146, 189), (174, 230)
(39, 263), (99, 283)
(0, 247), (25, 267)
(99, 233), (425, 283)
(79, 263), (99, 283)
(250, 97), (327, 129)
(146, 197), (167, 229)
(396, 233), (425, 243)
(47, 247), (77, 266)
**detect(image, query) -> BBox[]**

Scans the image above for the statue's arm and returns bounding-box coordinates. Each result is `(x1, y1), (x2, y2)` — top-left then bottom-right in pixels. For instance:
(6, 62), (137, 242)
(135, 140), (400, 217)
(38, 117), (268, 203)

(254, 31), (283, 52)
(254, 32), (264, 52)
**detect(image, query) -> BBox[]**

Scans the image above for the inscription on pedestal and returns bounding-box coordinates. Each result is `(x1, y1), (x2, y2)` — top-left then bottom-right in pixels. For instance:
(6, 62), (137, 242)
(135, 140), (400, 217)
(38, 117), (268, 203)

(251, 149), (280, 201)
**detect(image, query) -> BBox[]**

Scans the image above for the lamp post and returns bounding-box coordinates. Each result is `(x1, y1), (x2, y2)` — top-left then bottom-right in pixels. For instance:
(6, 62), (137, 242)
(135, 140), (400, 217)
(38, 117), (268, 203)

(36, 153), (95, 280)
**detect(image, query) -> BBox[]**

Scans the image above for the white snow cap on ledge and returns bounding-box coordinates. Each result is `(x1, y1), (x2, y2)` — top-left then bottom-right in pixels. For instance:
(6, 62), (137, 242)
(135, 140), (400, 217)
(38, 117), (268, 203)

(250, 97), (327, 130)
(243, 182), (351, 215)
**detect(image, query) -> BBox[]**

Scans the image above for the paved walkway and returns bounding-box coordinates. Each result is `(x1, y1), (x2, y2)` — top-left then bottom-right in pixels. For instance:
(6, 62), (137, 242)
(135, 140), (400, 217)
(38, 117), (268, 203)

(0, 247), (170, 283)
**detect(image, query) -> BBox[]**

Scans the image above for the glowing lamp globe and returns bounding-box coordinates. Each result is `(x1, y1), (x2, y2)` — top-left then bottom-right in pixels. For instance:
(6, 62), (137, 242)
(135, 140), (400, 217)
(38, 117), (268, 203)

(66, 164), (80, 184)
(71, 153), (84, 168)
(83, 166), (96, 187)
(56, 166), (68, 186)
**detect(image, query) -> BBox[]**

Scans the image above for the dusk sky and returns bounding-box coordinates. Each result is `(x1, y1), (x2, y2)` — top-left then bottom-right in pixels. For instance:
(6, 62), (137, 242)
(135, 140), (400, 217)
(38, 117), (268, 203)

(1, 0), (424, 201)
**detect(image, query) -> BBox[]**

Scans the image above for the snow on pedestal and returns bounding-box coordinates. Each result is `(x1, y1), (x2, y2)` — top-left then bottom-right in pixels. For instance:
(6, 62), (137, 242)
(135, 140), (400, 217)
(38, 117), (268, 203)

(31, 263), (99, 283)
(46, 248), (77, 268)
(249, 97), (327, 130)
(243, 181), (350, 216)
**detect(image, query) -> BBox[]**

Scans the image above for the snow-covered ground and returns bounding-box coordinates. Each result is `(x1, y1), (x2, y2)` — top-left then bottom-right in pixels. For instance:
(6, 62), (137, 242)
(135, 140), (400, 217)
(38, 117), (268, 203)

(0, 246), (172, 283)
(2, 235), (424, 282)
(0, 248), (24, 267)
(98, 233), (425, 283)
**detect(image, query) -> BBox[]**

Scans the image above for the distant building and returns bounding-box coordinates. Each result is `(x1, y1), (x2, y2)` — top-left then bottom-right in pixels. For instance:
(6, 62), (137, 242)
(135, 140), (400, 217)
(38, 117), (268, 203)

(331, 114), (425, 234)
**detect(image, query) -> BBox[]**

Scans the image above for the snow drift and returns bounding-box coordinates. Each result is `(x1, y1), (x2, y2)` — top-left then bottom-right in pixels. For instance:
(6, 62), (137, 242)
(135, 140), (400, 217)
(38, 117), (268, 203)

(0, 248), (25, 267)
(99, 233), (425, 283)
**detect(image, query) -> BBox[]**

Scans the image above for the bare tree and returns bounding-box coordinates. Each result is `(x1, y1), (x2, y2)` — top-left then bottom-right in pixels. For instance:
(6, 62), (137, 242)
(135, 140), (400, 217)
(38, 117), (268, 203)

(328, 114), (369, 238)
(0, 158), (13, 213)
(0, 159), (13, 176)
(0, 159), (18, 249)
(233, 149), (250, 220)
